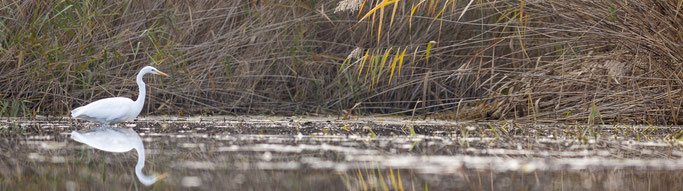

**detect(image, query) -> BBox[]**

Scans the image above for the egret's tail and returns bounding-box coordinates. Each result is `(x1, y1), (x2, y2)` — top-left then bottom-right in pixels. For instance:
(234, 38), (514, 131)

(70, 131), (85, 143)
(71, 106), (84, 118)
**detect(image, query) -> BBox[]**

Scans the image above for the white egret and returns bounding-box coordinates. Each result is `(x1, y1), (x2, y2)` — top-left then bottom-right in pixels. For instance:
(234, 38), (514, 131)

(71, 126), (166, 186)
(71, 66), (169, 124)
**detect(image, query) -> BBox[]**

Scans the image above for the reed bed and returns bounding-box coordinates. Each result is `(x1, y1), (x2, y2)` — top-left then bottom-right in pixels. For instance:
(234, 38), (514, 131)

(0, 0), (681, 124)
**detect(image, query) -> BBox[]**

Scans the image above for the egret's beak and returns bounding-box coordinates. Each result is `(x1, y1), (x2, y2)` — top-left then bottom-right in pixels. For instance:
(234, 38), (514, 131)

(156, 172), (169, 180)
(155, 70), (170, 77)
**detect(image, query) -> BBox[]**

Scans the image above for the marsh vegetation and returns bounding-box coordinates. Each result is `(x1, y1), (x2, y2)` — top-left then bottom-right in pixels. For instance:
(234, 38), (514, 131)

(1, 0), (681, 124)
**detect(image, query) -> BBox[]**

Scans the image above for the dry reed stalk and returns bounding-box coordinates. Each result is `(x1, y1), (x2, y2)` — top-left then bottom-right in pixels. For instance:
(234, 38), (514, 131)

(0, 0), (680, 124)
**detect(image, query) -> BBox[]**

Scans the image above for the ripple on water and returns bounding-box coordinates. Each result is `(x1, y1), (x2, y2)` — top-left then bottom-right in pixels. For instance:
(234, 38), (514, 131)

(6, 118), (683, 190)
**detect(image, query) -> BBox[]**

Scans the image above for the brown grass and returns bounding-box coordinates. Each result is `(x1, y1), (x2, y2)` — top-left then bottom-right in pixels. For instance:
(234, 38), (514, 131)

(0, 0), (681, 124)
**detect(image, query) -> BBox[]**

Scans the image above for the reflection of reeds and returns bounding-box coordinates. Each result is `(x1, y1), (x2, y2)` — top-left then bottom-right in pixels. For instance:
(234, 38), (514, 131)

(340, 167), (417, 191)
(5, 119), (683, 189)
(0, 0), (681, 124)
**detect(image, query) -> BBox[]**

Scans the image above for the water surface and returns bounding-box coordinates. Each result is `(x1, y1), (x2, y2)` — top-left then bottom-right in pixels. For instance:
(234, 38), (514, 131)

(2, 116), (683, 190)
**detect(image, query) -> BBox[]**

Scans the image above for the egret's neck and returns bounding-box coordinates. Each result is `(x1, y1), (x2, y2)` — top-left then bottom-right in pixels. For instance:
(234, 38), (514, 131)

(134, 143), (157, 186)
(135, 72), (146, 108)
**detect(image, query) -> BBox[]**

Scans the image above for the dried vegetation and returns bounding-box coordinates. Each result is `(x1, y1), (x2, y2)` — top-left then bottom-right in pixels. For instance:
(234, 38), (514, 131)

(0, 0), (681, 124)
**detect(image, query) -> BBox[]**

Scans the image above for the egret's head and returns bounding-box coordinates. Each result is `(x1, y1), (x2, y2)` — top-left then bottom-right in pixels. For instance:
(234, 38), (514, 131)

(142, 66), (170, 77)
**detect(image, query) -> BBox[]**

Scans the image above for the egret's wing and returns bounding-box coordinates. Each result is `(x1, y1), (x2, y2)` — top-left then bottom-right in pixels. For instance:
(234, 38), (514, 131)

(72, 97), (134, 122)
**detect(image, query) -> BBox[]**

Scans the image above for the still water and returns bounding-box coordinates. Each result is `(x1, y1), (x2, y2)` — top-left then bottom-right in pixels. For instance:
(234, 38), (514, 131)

(2, 116), (683, 190)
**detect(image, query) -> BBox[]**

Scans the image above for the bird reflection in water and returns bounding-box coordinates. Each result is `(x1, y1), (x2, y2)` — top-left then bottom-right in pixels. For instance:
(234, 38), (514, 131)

(71, 126), (166, 186)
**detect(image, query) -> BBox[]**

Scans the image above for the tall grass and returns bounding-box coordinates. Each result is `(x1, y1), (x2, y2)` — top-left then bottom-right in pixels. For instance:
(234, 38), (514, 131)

(0, 0), (681, 124)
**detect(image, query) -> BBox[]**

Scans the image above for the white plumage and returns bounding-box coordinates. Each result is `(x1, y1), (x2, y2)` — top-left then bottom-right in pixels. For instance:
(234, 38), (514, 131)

(71, 126), (166, 185)
(71, 66), (169, 124)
